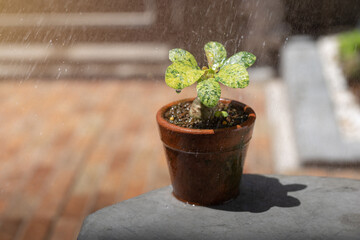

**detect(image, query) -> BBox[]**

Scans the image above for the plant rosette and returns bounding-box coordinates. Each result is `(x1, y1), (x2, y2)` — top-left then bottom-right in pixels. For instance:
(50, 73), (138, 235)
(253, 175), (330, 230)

(156, 41), (257, 206)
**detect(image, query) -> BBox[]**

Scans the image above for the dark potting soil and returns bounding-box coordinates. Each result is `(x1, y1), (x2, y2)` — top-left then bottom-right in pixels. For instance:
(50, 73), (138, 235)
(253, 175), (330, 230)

(164, 101), (248, 129)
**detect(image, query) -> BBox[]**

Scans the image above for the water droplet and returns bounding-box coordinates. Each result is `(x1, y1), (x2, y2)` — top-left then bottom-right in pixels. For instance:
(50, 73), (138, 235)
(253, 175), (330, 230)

(176, 89), (181, 94)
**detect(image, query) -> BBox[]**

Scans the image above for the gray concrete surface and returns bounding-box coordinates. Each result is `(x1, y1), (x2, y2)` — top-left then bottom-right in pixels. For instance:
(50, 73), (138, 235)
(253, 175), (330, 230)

(281, 36), (360, 164)
(78, 174), (360, 240)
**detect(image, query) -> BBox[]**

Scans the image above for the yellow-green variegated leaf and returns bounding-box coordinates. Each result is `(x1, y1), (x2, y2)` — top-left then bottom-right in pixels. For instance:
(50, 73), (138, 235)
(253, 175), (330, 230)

(165, 62), (204, 90)
(222, 51), (256, 68)
(169, 48), (199, 69)
(204, 41), (227, 71)
(196, 78), (221, 108)
(216, 64), (249, 88)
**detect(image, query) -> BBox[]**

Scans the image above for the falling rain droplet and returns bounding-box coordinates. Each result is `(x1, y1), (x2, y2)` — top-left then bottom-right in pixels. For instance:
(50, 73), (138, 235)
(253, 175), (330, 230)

(176, 89), (181, 94)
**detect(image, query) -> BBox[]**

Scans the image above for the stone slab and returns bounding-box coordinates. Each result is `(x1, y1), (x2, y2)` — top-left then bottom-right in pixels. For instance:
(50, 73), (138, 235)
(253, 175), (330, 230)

(78, 174), (360, 240)
(281, 36), (360, 164)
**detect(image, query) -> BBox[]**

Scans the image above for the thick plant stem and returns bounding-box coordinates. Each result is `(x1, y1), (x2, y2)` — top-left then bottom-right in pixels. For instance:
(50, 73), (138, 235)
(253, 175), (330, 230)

(189, 97), (217, 120)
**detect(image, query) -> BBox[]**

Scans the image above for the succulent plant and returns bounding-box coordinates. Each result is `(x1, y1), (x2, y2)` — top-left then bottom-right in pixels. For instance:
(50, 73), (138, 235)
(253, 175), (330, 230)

(165, 41), (256, 120)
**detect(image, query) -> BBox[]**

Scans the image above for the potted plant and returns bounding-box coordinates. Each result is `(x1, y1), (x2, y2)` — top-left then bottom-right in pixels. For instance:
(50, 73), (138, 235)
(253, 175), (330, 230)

(156, 41), (256, 206)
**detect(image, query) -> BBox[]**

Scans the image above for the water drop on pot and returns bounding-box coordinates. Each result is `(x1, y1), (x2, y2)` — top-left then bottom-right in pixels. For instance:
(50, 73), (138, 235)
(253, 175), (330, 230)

(176, 89), (181, 94)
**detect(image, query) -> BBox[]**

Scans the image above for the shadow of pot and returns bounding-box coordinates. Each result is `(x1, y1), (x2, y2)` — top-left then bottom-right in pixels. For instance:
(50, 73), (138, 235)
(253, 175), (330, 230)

(210, 174), (307, 212)
(156, 98), (256, 206)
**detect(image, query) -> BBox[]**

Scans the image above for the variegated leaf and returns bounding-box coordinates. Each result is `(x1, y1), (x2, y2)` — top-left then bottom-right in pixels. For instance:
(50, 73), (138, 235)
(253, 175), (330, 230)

(204, 42), (227, 71)
(216, 64), (249, 88)
(222, 51), (256, 68)
(165, 62), (204, 89)
(196, 78), (221, 108)
(169, 48), (199, 69)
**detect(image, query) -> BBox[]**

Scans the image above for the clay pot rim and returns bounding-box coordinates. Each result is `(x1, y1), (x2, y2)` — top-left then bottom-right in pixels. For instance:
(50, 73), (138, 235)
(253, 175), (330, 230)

(156, 98), (256, 135)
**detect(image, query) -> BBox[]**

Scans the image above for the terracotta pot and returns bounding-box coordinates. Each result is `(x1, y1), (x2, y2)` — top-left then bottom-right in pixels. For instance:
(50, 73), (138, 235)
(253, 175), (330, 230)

(156, 98), (256, 206)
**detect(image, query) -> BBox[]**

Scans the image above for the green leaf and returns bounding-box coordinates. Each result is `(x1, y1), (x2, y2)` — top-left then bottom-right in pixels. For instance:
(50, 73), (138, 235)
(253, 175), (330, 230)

(215, 111), (228, 118)
(221, 111), (228, 117)
(223, 51), (256, 68)
(214, 111), (221, 117)
(196, 78), (221, 108)
(204, 41), (227, 71)
(169, 48), (199, 69)
(216, 64), (249, 88)
(165, 62), (204, 90)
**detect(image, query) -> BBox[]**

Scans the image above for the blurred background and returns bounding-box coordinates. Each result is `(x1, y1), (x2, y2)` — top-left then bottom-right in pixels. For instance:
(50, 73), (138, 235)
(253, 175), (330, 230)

(0, 0), (359, 239)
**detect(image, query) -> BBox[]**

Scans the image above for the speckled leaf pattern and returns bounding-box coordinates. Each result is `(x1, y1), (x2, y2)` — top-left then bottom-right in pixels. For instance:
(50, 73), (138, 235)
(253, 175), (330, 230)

(204, 42), (227, 71)
(169, 48), (199, 69)
(223, 51), (256, 68)
(165, 62), (204, 89)
(196, 78), (221, 107)
(216, 64), (249, 88)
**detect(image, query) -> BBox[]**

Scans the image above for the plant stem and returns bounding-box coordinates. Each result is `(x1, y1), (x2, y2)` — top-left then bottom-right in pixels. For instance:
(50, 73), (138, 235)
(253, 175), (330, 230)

(189, 97), (217, 120)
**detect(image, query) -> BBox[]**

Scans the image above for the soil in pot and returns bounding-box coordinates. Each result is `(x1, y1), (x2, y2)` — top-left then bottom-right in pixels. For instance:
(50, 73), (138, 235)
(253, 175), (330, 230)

(163, 100), (248, 129)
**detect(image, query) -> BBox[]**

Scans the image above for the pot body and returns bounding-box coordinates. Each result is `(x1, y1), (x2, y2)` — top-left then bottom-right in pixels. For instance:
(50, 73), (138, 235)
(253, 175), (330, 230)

(156, 98), (256, 206)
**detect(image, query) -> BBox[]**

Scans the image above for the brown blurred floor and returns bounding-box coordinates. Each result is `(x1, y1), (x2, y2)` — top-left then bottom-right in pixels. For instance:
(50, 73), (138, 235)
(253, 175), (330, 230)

(0, 79), (359, 240)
